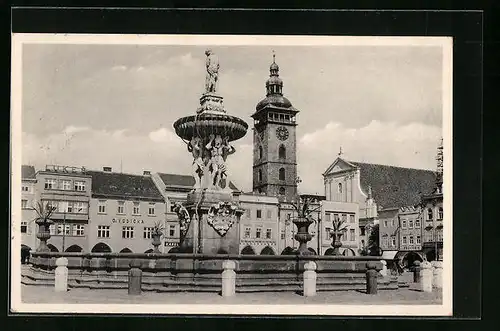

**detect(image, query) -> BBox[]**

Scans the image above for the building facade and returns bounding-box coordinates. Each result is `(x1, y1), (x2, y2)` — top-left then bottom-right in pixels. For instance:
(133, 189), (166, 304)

(87, 167), (166, 254)
(35, 165), (92, 253)
(21, 165), (37, 250)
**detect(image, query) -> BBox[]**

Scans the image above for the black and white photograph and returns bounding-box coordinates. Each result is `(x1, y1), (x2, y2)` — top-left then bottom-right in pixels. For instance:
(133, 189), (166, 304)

(10, 33), (452, 315)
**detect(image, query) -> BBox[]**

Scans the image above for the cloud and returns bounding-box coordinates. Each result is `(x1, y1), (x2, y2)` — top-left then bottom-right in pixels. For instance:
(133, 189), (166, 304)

(148, 127), (179, 143)
(22, 127), (190, 176)
(111, 65), (127, 71)
(62, 125), (90, 135)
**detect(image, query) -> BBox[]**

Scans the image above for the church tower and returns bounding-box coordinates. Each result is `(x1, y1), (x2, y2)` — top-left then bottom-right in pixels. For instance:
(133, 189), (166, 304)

(251, 54), (299, 201)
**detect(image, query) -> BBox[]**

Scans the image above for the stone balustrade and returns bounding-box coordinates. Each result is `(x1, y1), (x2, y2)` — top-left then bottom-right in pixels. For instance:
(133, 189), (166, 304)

(25, 252), (398, 293)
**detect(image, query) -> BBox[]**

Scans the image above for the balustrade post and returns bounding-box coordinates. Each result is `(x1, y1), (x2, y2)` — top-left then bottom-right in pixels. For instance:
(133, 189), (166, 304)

(128, 260), (142, 295)
(54, 257), (69, 292)
(221, 260), (236, 297)
(303, 261), (317, 297)
(366, 261), (378, 295)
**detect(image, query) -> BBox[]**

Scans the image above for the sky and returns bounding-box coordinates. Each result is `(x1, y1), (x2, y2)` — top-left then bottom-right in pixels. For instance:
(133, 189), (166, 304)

(21, 42), (444, 194)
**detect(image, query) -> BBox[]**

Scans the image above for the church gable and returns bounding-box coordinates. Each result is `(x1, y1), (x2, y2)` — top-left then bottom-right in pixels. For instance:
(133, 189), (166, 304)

(323, 158), (357, 177)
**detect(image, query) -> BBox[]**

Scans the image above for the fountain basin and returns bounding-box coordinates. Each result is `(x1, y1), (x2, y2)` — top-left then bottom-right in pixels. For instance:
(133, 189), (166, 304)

(173, 113), (248, 142)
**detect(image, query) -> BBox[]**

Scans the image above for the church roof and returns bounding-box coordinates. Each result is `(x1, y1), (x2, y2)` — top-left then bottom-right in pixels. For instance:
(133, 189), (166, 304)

(22, 165), (36, 179)
(87, 170), (164, 202)
(350, 161), (436, 210)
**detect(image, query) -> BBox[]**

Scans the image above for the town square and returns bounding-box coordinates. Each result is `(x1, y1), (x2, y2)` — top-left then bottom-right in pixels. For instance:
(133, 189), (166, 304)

(12, 34), (451, 314)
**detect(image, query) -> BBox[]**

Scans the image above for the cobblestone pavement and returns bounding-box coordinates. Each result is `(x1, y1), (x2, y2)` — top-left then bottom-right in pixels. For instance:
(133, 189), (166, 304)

(21, 285), (442, 305)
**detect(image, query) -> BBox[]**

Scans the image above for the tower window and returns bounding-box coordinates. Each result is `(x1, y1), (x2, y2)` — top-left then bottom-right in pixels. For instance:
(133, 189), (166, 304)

(279, 168), (285, 180)
(258, 169), (263, 182)
(279, 145), (286, 159)
(279, 187), (285, 195)
(259, 145), (263, 159)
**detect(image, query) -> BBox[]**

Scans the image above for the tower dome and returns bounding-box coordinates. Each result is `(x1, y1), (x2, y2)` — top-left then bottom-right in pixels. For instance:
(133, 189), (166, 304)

(256, 53), (294, 111)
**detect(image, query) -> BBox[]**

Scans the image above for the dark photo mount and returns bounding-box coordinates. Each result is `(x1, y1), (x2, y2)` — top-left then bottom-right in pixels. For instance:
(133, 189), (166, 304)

(6, 3), (484, 329)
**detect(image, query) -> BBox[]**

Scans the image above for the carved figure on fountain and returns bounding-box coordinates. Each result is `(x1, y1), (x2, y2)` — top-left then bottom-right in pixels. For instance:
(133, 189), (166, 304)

(188, 136), (205, 189)
(173, 202), (192, 238)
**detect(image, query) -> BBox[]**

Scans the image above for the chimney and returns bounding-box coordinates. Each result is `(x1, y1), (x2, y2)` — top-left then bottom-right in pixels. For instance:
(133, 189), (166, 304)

(103, 167), (112, 172)
(143, 170), (151, 176)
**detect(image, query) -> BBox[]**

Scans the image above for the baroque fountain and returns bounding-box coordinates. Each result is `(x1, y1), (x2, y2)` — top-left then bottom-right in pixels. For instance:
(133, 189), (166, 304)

(172, 49), (248, 255)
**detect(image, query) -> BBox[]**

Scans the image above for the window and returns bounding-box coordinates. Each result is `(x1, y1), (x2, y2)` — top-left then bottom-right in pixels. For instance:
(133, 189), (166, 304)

(325, 227), (332, 239)
(258, 146), (263, 159)
(45, 178), (56, 189)
(258, 169), (263, 182)
(60, 180), (71, 190)
(287, 213), (292, 220)
(338, 183), (343, 194)
(143, 227), (153, 239)
(97, 225), (110, 238)
(402, 220), (407, 228)
(409, 236), (414, 244)
(333, 214), (339, 222)
(49, 224), (56, 235)
(74, 180), (85, 191)
(256, 210), (262, 218)
(244, 227), (251, 238)
(415, 219), (421, 228)
(409, 220), (413, 229)
(122, 226), (134, 239)
(72, 225), (85, 236)
(349, 229), (355, 241)
(325, 213), (331, 222)
(117, 201), (125, 214)
(438, 207), (443, 220)
(279, 145), (286, 159)
(417, 235), (421, 244)
(148, 203), (155, 216)
(245, 209), (251, 218)
(437, 230), (443, 241)
(342, 214), (347, 223)
(21, 199), (28, 209)
(21, 221), (27, 233)
(349, 214), (355, 223)
(279, 187), (285, 195)
(391, 219), (395, 227)
(280, 230), (285, 240)
(66, 202), (73, 213)
(22, 185), (30, 192)
(74, 202), (87, 214)
(169, 225), (175, 237)
(360, 227), (366, 236)
(133, 202), (140, 215)
(266, 228), (272, 239)
(279, 168), (285, 180)
(266, 210), (272, 219)
(57, 224), (71, 236)
(98, 200), (106, 214)
(402, 236), (407, 244)
(383, 220), (388, 227)
(427, 208), (433, 220)
(391, 236), (396, 247)
(255, 227), (262, 238)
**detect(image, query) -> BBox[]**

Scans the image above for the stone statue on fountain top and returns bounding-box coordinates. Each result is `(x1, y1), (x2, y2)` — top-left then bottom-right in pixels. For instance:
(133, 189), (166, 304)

(205, 49), (220, 94)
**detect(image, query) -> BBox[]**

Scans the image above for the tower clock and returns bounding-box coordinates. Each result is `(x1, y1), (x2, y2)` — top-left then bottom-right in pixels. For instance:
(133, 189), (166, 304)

(251, 55), (299, 202)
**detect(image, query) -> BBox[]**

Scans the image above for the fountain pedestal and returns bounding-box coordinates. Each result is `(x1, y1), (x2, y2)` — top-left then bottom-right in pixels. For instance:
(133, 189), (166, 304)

(179, 189), (243, 255)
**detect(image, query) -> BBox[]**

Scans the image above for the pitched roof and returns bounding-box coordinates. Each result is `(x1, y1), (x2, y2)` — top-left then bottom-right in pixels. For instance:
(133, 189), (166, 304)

(22, 165), (36, 179)
(87, 170), (164, 202)
(157, 173), (239, 192)
(350, 161), (436, 210)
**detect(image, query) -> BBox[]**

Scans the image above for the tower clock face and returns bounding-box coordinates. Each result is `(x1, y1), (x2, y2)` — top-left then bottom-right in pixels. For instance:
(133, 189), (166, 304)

(276, 126), (289, 141)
